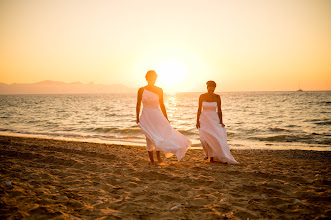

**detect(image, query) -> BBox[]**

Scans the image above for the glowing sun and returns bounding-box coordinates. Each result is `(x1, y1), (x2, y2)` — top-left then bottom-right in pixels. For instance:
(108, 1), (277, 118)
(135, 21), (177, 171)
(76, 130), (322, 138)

(155, 59), (188, 87)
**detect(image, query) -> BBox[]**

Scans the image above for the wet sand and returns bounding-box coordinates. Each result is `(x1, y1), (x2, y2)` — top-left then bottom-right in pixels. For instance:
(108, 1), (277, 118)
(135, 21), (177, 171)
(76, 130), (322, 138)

(0, 135), (330, 219)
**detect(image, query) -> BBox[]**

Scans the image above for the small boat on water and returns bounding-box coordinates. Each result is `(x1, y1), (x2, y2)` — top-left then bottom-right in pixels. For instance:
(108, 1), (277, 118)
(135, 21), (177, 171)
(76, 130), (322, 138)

(297, 82), (303, 91)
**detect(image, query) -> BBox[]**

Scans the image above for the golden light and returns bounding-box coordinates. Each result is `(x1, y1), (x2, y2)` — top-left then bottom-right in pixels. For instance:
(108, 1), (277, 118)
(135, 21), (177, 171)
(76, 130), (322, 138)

(133, 46), (209, 92)
(155, 59), (188, 87)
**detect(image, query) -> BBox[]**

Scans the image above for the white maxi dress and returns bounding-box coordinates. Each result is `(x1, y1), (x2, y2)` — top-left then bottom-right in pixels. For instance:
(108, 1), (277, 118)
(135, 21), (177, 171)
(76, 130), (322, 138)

(138, 89), (191, 161)
(199, 101), (238, 164)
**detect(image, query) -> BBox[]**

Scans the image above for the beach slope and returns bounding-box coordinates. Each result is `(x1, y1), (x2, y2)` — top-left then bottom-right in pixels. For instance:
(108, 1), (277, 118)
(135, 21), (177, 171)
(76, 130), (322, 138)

(0, 135), (330, 219)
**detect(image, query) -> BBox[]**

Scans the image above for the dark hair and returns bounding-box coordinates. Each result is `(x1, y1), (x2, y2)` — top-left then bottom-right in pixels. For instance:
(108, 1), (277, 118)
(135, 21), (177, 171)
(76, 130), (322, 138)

(145, 70), (157, 79)
(206, 80), (216, 87)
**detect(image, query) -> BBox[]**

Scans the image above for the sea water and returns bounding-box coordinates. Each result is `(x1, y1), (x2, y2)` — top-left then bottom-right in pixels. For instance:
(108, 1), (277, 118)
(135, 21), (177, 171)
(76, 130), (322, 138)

(0, 91), (330, 150)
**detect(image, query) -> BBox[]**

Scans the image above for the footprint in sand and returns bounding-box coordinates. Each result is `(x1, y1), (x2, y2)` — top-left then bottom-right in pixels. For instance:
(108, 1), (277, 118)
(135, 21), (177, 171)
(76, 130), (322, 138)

(190, 198), (211, 206)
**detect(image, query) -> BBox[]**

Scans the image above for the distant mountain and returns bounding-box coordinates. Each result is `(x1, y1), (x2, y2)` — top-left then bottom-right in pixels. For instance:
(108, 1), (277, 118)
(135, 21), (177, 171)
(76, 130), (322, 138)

(0, 80), (137, 94)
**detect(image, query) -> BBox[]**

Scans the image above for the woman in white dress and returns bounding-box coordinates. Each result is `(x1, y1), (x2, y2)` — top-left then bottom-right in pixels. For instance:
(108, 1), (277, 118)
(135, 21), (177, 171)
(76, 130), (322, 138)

(136, 70), (191, 164)
(196, 81), (238, 164)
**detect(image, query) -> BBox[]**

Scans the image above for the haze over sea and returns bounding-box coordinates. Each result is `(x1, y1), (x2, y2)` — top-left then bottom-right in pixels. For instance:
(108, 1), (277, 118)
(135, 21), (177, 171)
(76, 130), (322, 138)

(0, 91), (330, 151)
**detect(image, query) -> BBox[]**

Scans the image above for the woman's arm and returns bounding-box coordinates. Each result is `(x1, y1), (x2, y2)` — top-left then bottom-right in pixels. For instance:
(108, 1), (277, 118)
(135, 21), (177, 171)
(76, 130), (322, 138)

(217, 95), (225, 127)
(136, 88), (143, 123)
(196, 95), (203, 128)
(159, 88), (169, 121)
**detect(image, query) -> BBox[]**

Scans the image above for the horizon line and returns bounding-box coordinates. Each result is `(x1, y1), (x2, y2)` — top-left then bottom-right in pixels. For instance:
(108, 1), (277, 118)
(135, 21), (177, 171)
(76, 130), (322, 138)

(0, 80), (330, 94)
(0, 90), (330, 96)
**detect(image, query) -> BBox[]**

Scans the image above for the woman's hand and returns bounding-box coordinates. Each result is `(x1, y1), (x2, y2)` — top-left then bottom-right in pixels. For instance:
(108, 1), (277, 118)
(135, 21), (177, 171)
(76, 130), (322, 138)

(196, 122), (200, 129)
(221, 123), (225, 127)
(136, 118), (139, 124)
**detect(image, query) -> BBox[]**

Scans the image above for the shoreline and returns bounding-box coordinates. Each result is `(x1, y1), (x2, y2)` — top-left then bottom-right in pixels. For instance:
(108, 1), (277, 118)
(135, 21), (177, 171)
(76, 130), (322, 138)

(1, 132), (330, 152)
(1, 135), (330, 219)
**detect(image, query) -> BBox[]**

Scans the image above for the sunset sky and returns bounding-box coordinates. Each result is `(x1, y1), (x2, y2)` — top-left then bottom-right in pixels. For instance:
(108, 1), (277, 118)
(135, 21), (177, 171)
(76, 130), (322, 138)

(0, 0), (330, 92)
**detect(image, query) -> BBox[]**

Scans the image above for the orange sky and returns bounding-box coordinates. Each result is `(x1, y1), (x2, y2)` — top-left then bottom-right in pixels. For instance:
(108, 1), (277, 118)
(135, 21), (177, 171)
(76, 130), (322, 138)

(0, 0), (330, 92)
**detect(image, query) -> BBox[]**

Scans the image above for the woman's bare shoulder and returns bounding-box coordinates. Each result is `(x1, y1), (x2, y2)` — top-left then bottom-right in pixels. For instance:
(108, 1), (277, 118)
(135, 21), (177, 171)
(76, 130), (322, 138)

(138, 87), (145, 94)
(154, 86), (164, 94)
(199, 93), (208, 99)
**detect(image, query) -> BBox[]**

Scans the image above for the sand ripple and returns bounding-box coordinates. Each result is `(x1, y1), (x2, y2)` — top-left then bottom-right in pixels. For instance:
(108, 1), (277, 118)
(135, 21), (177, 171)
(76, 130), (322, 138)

(0, 135), (330, 219)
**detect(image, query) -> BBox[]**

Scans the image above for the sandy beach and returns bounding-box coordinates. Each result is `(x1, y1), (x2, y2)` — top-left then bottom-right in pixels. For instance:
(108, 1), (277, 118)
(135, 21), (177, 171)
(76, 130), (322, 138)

(0, 135), (330, 219)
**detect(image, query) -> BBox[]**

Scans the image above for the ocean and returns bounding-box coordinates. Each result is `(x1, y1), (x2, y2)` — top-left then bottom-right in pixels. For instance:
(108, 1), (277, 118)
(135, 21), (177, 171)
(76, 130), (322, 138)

(0, 91), (330, 151)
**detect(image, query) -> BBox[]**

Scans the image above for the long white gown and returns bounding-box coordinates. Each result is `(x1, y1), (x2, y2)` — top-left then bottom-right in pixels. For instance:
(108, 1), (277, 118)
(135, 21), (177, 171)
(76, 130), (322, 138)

(199, 101), (238, 164)
(138, 89), (191, 161)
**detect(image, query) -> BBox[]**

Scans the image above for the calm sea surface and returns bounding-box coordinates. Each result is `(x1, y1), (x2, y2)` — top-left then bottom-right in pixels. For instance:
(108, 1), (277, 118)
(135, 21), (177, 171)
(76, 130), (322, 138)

(0, 91), (330, 150)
